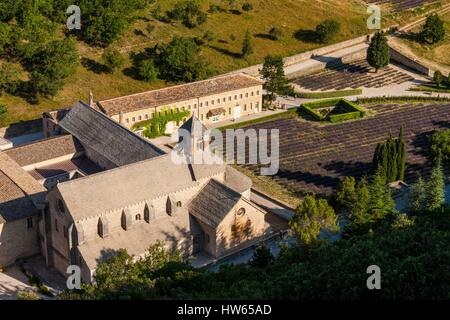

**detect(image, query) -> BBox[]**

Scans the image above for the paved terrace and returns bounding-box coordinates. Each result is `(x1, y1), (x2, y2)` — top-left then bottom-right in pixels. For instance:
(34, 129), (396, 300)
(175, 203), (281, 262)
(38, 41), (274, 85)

(237, 102), (450, 195)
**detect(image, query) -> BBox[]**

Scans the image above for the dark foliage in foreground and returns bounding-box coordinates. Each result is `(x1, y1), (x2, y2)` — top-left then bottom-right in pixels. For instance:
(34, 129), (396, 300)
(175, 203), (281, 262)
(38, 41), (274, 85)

(62, 210), (450, 300)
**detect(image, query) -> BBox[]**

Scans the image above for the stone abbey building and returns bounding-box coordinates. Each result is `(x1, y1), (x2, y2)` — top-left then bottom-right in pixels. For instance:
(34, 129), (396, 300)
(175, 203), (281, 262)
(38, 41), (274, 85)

(0, 96), (277, 282)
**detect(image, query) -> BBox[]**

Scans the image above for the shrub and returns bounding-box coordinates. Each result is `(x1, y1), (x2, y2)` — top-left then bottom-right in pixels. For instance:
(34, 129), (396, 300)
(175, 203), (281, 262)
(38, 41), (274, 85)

(242, 2), (254, 12)
(269, 27), (282, 40)
(367, 31), (390, 72)
(17, 290), (40, 300)
(167, 0), (208, 28)
(434, 70), (444, 88)
(132, 109), (190, 138)
(295, 88), (362, 99)
(315, 19), (341, 43)
(137, 59), (159, 82)
(102, 48), (125, 73)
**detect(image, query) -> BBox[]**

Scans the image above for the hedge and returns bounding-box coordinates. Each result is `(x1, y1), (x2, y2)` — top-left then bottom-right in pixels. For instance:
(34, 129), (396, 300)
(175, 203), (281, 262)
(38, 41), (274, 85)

(329, 111), (361, 123)
(357, 96), (450, 104)
(300, 98), (365, 123)
(295, 88), (363, 99)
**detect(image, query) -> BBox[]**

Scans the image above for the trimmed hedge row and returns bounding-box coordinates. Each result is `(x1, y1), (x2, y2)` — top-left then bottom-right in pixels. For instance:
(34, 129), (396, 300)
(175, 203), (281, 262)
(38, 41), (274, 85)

(300, 98), (365, 123)
(295, 88), (363, 99)
(329, 111), (361, 123)
(357, 96), (450, 104)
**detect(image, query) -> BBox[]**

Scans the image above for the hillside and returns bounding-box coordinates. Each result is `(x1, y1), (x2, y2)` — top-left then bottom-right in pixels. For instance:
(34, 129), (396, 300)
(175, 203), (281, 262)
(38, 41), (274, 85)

(0, 0), (445, 127)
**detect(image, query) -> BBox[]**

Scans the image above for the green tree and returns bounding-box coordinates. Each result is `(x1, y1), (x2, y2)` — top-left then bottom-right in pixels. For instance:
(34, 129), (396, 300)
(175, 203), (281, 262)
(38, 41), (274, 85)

(0, 62), (20, 95)
(249, 245), (274, 268)
(241, 30), (253, 58)
(336, 176), (357, 211)
(102, 48), (126, 73)
(409, 175), (426, 214)
(434, 70), (443, 88)
(259, 55), (293, 104)
(30, 37), (79, 98)
(367, 31), (390, 73)
(156, 37), (209, 82)
(289, 194), (339, 245)
(430, 128), (450, 162)
(315, 19), (341, 43)
(168, 0), (207, 28)
(138, 59), (159, 82)
(372, 129), (405, 182)
(368, 166), (395, 220)
(0, 22), (11, 54)
(397, 126), (406, 181)
(420, 14), (445, 44)
(426, 158), (445, 212)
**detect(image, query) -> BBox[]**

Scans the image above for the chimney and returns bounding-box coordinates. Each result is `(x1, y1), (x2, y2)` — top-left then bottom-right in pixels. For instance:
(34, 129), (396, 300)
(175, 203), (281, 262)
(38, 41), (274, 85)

(89, 90), (94, 108)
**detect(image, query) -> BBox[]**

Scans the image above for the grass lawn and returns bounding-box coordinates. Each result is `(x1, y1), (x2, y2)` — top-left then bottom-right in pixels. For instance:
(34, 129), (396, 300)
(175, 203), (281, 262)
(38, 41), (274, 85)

(0, 0), (443, 127)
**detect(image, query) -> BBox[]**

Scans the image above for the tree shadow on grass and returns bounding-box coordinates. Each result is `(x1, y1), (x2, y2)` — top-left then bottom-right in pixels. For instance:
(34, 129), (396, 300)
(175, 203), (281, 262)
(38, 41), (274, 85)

(123, 49), (155, 81)
(254, 33), (276, 41)
(81, 57), (109, 74)
(397, 31), (422, 43)
(208, 45), (242, 59)
(293, 29), (318, 43)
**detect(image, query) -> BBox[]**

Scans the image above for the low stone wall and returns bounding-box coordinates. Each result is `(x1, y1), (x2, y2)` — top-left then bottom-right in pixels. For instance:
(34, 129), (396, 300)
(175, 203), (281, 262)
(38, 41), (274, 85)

(226, 36), (369, 77)
(389, 47), (430, 76)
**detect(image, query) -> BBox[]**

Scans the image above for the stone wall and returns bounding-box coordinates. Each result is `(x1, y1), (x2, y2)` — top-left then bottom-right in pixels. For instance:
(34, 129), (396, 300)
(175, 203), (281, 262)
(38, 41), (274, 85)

(0, 217), (40, 267)
(389, 47), (430, 76)
(225, 35), (369, 78)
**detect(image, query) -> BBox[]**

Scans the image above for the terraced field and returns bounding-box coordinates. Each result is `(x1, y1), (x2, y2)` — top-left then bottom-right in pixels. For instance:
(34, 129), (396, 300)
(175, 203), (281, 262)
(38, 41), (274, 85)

(292, 59), (414, 91)
(366, 0), (439, 12)
(232, 102), (450, 195)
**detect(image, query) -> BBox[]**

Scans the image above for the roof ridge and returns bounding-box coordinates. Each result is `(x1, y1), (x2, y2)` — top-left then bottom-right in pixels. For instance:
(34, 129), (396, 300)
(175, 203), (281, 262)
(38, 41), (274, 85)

(98, 73), (261, 104)
(78, 101), (165, 153)
(56, 153), (173, 190)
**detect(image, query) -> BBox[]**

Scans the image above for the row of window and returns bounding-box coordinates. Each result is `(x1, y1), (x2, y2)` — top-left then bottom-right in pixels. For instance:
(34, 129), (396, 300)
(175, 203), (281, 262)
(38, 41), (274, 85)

(124, 90), (261, 124)
(126, 101), (260, 124)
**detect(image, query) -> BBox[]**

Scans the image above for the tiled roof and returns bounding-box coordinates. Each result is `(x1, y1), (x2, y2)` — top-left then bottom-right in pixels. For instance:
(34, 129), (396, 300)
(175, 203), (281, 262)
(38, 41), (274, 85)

(4, 135), (83, 167)
(56, 154), (227, 221)
(97, 73), (264, 116)
(58, 101), (165, 167)
(0, 153), (47, 224)
(188, 179), (242, 228)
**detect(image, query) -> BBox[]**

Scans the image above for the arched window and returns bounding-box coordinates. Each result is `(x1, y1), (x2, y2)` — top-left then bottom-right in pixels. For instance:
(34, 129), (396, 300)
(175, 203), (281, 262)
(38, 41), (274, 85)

(135, 214), (141, 221)
(177, 201), (182, 207)
(57, 199), (65, 213)
(97, 217), (109, 238)
(144, 204), (156, 222)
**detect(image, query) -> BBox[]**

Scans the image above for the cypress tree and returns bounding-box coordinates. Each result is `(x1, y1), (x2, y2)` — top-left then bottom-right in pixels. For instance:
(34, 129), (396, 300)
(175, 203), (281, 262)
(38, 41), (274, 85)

(426, 157), (445, 212)
(367, 31), (390, 73)
(397, 126), (406, 181)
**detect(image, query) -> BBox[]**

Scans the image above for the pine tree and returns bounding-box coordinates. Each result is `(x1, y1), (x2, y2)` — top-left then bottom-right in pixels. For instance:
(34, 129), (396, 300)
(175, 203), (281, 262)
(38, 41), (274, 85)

(426, 158), (445, 212)
(397, 126), (406, 181)
(409, 175), (426, 214)
(336, 176), (357, 211)
(367, 31), (390, 73)
(368, 166), (395, 220)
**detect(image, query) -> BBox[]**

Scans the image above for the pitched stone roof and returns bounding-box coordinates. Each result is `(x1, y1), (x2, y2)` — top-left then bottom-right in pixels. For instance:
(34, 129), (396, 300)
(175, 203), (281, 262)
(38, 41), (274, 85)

(188, 179), (242, 228)
(0, 153), (47, 224)
(56, 154), (227, 221)
(58, 101), (165, 167)
(97, 73), (264, 116)
(4, 135), (83, 167)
